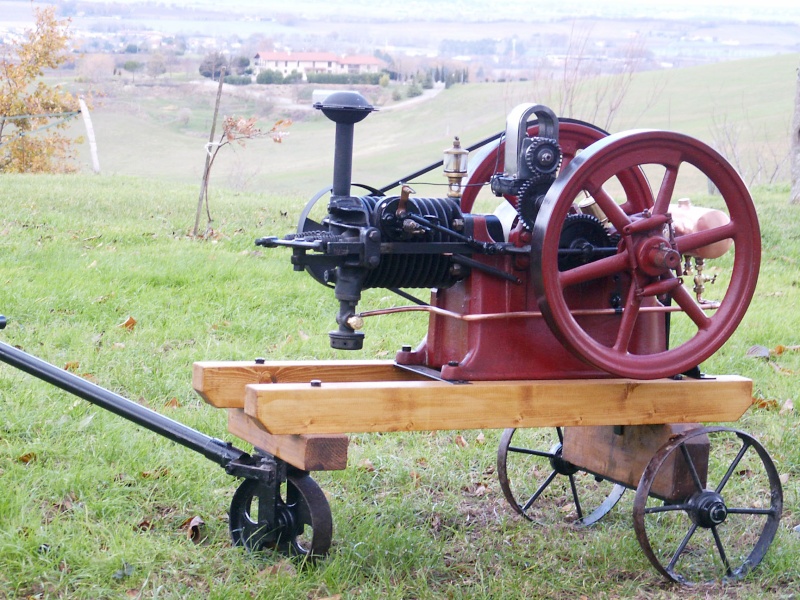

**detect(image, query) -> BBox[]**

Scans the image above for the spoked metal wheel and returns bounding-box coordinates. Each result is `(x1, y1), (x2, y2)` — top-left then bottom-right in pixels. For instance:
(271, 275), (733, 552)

(633, 427), (782, 584)
(229, 472), (333, 559)
(497, 427), (625, 525)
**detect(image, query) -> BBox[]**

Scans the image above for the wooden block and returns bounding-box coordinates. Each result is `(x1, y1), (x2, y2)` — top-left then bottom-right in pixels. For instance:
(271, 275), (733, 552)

(193, 359), (426, 408)
(243, 375), (753, 435)
(227, 408), (349, 471)
(562, 424), (709, 500)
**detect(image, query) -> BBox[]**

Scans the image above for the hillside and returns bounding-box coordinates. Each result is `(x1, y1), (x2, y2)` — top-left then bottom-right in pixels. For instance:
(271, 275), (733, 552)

(67, 52), (800, 200)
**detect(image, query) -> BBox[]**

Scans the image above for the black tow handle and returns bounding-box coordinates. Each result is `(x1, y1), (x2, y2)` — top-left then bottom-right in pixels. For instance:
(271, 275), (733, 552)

(0, 320), (272, 482)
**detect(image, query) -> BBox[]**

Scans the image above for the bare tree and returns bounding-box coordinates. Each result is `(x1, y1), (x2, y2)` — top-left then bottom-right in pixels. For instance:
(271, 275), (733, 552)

(791, 67), (800, 204)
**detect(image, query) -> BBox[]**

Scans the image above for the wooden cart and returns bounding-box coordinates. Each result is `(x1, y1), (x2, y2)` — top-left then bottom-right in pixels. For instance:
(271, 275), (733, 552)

(194, 359), (782, 585)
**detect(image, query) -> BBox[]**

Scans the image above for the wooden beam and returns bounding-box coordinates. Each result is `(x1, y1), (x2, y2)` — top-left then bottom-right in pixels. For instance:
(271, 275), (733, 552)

(244, 376), (753, 435)
(227, 409), (349, 471)
(193, 359), (425, 408)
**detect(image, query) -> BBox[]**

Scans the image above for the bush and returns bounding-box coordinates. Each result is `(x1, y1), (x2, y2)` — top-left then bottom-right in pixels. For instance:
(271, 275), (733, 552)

(406, 82), (423, 98)
(224, 74), (251, 85)
(306, 72), (382, 85)
(256, 69), (284, 84)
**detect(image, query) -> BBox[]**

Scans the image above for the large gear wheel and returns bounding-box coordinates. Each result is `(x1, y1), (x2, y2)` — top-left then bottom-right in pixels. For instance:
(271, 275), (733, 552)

(557, 214), (614, 272)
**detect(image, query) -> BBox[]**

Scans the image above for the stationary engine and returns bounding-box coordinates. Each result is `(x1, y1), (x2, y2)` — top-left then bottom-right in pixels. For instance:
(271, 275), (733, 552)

(258, 91), (760, 381)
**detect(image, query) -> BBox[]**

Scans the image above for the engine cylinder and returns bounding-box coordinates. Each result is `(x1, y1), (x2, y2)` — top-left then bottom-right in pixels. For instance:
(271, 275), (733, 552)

(358, 195), (465, 289)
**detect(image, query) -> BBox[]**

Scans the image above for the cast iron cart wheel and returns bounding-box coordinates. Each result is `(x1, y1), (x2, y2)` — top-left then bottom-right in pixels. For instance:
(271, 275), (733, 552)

(633, 426), (782, 585)
(497, 427), (625, 525)
(459, 119), (651, 214)
(532, 130), (761, 379)
(229, 472), (333, 558)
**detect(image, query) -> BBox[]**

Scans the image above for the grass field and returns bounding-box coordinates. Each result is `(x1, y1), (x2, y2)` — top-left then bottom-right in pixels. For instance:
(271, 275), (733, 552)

(1, 169), (799, 598)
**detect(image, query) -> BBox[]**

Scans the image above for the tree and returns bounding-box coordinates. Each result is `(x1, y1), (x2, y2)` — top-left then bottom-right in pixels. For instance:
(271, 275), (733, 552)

(0, 6), (78, 173)
(199, 52), (228, 79)
(193, 67), (289, 237)
(194, 115), (291, 236)
(122, 60), (144, 83)
(147, 53), (167, 79)
(791, 67), (800, 204)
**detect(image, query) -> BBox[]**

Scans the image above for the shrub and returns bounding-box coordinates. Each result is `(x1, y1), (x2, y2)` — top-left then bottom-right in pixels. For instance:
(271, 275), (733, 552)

(224, 74), (251, 86)
(256, 69), (284, 84)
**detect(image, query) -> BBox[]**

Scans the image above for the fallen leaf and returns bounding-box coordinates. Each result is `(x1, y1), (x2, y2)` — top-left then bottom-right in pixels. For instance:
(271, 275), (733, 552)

(182, 516), (206, 544)
(136, 520), (153, 531)
(164, 397), (180, 408)
(357, 458), (375, 472)
(112, 342), (126, 350)
(780, 399), (794, 415)
(87, 260), (97, 269)
(17, 452), (37, 464)
(118, 316), (137, 331)
(409, 470), (421, 485)
(779, 473), (790, 485)
(752, 398), (779, 410)
(140, 467), (169, 479)
(774, 345), (800, 355)
(768, 361), (794, 375)
(64, 360), (80, 372)
(126, 590), (140, 598)
(746, 345), (771, 359)
(454, 434), (468, 448)
(298, 330), (310, 341)
(476, 432), (485, 445)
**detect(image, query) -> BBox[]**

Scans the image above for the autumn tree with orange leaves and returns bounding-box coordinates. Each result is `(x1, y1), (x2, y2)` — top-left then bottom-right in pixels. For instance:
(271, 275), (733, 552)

(0, 7), (78, 173)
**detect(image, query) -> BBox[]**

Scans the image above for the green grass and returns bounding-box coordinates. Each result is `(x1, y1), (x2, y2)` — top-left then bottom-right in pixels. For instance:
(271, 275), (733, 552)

(1, 169), (799, 599)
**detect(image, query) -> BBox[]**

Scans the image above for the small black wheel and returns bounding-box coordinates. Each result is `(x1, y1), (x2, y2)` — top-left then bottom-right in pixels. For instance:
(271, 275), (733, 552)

(229, 472), (333, 559)
(497, 427), (625, 526)
(633, 427), (782, 584)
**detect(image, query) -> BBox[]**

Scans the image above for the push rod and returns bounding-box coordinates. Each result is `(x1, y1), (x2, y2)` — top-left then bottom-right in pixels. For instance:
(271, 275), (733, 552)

(0, 339), (248, 468)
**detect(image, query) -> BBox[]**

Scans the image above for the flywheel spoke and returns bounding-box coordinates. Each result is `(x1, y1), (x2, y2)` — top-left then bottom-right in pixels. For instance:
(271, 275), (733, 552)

(586, 184), (632, 233)
(674, 221), (737, 255)
(652, 164), (680, 215)
(715, 438), (751, 494)
(670, 284), (712, 330)
(559, 251), (630, 288)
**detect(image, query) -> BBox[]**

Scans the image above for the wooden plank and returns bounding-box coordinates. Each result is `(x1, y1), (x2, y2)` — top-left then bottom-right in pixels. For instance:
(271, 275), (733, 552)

(227, 409), (349, 471)
(562, 424), (709, 499)
(193, 360), (426, 408)
(244, 376), (753, 435)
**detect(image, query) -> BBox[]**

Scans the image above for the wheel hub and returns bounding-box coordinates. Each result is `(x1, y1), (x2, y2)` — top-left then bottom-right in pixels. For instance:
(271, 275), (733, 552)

(688, 490), (728, 528)
(549, 442), (580, 476)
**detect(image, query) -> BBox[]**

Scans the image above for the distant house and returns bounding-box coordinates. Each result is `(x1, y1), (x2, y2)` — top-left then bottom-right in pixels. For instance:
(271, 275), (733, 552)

(253, 51), (385, 80)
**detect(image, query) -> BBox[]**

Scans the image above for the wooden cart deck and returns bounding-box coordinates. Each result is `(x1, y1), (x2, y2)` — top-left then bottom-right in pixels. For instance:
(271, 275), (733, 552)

(193, 360), (753, 471)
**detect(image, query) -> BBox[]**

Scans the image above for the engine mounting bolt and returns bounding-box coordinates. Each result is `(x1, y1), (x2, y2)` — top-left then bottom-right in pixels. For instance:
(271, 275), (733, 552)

(368, 230), (381, 242)
(254, 357), (266, 365)
(310, 379), (322, 387)
(401, 345), (412, 352)
(451, 218), (465, 231)
(368, 256), (380, 268)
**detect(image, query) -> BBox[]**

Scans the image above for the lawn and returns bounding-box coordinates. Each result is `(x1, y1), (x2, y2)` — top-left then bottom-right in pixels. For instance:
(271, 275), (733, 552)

(0, 163), (799, 599)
